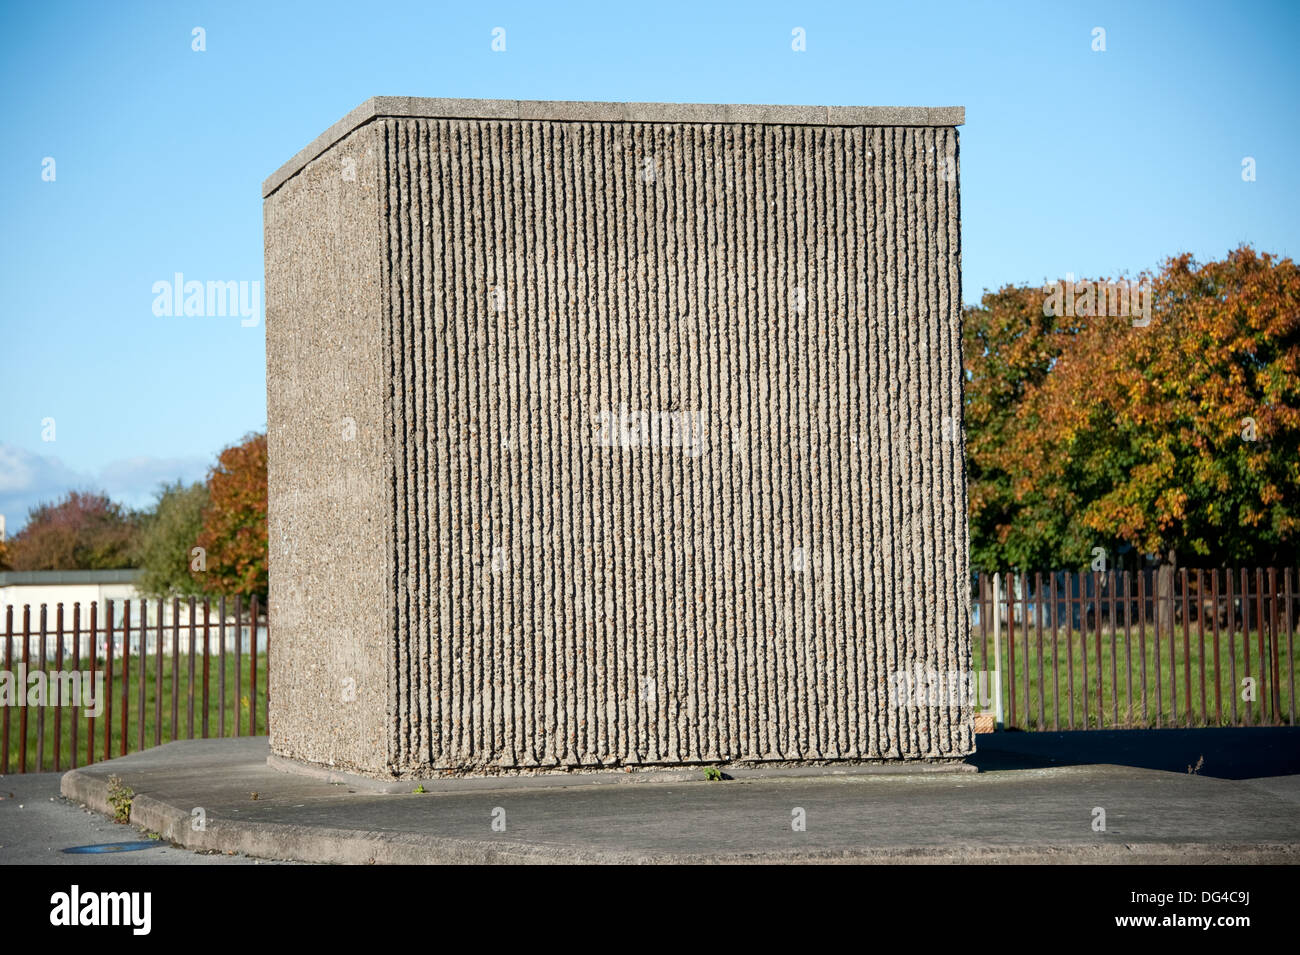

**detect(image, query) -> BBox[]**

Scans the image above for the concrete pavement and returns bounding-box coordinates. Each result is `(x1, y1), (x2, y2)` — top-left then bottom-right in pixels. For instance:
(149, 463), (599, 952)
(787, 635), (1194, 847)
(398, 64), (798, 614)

(42, 729), (1300, 864)
(0, 772), (284, 865)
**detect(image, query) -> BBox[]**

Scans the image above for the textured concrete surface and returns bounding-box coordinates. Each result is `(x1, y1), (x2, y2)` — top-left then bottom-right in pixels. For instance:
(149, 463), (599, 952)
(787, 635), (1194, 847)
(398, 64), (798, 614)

(265, 121), (391, 773)
(57, 737), (1300, 864)
(265, 98), (970, 776)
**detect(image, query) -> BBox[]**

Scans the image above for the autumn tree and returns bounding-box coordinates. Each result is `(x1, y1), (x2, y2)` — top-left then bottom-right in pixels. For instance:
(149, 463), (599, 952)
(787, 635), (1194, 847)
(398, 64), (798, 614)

(964, 245), (1300, 572)
(1053, 248), (1299, 567)
(962, 284), (1071, 571)
(5, 491), (141, 570)
(195, 433), (267, 598)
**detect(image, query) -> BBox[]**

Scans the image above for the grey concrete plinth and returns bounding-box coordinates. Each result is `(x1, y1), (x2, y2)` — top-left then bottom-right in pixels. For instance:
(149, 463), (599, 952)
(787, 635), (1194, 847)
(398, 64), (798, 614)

(264, 97), (972, 778)
(54, 734), (1300, 865)
(265, 749), (976, 793)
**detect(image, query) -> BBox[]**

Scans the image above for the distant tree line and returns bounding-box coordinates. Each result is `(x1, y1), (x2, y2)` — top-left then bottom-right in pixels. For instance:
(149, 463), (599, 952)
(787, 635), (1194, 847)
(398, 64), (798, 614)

(5, 246), (1296, 590)
(0, 432), (267, 599)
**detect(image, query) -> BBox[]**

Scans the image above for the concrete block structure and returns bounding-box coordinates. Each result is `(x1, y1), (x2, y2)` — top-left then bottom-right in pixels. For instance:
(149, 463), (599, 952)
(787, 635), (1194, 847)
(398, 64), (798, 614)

(263, 97), (971, 777)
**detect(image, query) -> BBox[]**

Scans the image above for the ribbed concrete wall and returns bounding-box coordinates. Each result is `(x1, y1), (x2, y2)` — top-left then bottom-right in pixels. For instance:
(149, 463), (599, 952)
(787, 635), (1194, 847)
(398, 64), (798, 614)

(266, 99), (971, 777)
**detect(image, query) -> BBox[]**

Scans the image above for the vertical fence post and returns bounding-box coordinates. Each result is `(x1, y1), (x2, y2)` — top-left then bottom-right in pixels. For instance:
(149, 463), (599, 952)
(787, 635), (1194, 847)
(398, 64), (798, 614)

(250, 595), (260, 735)
(36, 605), (48, 771)
(1241, 568), (1253, 725)
(19, 606), (31, 772)
(1269, 567), (1281, 725)
(2, 605), (11, 779)
(102, 600), (113, 763)
(1175, 571), (1185, 727)
(1253, 566), (1263, 722)
(1137, 570), (1147, 725)
(137, 599), (147, 752)
(1211, 570), (1222, 725)
(1021, 573), (1030, 731)
(1080, 572), (1090, 729)
(234, 595), (243, 736)
(219, 595), (227, 738)
(187, 596), (196, 739)
(34, 605), (49, 771)
(1050, 573), (1060, 731)
(71, 604), (81, 768)
(1180, 568), (1190, 728)
(1066, 573), (1076, 730)
(171, 597), (180, 742)
(120, 601), (130, 757)
(54, 603), (64, 771)
(1152, 570), (1163, 728)
(1196, 569), (1206, 725)
(1005, 575), (1016, 729)
(1093, 570), (1103, 728)
(87, 603), (97, 765)
(202, 598), (211, 738)
(1227, 570), (1239, 724)
(155, 597), (164, 747)
(976, 574), (986, 719)
(1123, 571), (1133, 725)
(1035, 571), (1045, 730)
(1286, 567), (1296, 726)
(1109, 569), (1118, 727)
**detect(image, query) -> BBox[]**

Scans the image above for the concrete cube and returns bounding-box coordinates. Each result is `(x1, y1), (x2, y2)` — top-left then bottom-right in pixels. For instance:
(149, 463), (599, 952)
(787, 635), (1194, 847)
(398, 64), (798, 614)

(263, 97), (971, 777)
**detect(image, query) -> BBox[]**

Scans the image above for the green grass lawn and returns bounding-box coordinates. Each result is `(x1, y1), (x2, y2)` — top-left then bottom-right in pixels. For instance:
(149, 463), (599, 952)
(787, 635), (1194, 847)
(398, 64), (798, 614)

(974, 626), (1298, 730)
(2, 652), (268, 773)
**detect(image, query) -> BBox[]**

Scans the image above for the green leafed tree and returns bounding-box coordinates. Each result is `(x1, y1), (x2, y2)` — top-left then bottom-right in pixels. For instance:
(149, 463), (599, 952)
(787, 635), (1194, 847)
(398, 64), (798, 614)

(135, 480), (211, 597)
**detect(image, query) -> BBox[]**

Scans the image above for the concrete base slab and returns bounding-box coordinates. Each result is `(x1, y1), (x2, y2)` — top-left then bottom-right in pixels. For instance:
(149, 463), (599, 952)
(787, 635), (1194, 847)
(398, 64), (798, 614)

(266, 751), (976, 794)
(59, 735), (1300, 864)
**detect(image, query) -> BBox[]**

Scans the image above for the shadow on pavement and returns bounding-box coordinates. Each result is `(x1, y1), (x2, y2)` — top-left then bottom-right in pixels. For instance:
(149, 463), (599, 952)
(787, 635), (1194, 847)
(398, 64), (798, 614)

(970, 726), (1300, 779)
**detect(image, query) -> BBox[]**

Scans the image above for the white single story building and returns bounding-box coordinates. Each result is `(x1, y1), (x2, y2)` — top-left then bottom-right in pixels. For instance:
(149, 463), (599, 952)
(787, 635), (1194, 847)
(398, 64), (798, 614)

(0, 570), (265, 655)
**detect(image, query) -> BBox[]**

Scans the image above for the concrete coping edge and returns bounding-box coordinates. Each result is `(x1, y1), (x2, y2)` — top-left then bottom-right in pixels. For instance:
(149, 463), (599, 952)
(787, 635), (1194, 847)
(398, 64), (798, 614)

(263, 96), (966, 198)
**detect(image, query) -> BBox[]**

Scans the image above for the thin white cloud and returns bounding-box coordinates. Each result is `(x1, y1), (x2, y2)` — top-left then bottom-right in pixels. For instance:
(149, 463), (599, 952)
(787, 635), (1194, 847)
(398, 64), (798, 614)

(0, 443), (210, 534)
(98, 454), (212, 503)
(0, 443), (88, 500)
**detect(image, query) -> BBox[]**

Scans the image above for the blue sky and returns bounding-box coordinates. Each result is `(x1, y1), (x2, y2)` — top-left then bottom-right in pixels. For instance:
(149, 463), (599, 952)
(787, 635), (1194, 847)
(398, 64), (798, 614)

(2, 0), (1297, 531)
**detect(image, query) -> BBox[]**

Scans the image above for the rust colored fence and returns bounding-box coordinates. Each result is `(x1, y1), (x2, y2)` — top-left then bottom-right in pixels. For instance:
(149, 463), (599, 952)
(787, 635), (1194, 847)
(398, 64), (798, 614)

(2, 596), (267, 773)
(974, 568), (1297, 730)
(5, 568), (1295, 770)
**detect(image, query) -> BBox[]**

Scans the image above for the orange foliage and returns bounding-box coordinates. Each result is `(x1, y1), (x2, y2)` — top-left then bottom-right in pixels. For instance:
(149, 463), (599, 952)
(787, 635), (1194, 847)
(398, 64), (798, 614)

(965, 246), (1300, 570)
(196, 433), (267, 597)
